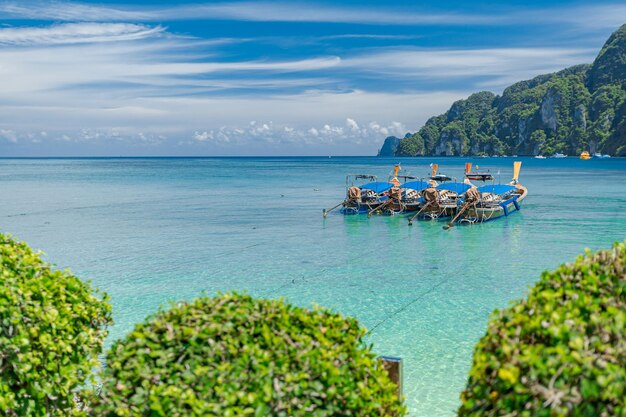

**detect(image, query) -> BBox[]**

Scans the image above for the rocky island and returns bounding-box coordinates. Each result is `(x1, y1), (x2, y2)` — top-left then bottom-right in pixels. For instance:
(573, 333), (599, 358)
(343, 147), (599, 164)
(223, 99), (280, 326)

(380, 24), (626, 157)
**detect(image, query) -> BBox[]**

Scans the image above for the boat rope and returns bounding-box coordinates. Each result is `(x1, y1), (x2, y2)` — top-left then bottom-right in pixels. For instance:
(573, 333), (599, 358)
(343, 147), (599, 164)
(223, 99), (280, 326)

(262, 223), (454, 336)
(262, 232), (415, 298)
(408, 200), (433, 225)
(443, 188), (480, 230)
(209, 242), (268, 258)
(366, 277), (450, 336)
(368, 199), (392, 217)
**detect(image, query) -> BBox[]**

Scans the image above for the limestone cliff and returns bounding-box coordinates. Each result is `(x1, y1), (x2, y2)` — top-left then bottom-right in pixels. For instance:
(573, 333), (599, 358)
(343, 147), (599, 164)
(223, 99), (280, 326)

(392, 24), (626, 156)
(377, 135), (402, 156)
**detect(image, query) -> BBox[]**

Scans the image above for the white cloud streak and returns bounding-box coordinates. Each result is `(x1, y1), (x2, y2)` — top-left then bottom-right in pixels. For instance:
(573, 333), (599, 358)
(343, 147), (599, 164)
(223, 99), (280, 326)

(0, 19), (600, 154)
(0, 1), (624, 30)
(0, 3), (614, 155)
(0, 1), (497, 25)
(342, 47), (598, 89)
(0, 37), (340, 98)
(0, 23), (165, 45)
(0, 90), (465, 154)
(0, 1), (154, 21)
(191, 118), (407, 148)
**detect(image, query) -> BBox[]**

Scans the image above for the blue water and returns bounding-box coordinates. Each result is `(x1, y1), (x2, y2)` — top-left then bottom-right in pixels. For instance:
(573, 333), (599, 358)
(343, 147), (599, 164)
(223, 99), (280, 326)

(1, 156), (625, 416)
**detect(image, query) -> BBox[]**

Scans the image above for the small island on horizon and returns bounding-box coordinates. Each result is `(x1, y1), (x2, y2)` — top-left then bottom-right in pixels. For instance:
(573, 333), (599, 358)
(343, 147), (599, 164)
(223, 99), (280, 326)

(379, 24), (626, 158)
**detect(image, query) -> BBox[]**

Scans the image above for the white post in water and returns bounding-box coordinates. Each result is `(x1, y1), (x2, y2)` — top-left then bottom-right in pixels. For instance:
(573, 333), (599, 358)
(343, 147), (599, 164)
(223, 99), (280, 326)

(380, 356), (403, 401)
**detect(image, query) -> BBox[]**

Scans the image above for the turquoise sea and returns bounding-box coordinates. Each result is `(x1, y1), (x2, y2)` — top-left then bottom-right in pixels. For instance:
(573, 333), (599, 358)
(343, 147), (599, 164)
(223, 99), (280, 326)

(1, 156), (625, 416)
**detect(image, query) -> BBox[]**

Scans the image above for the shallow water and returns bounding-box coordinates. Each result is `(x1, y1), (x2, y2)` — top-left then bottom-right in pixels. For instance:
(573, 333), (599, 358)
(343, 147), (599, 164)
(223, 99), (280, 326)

(2, 156), (625, 416)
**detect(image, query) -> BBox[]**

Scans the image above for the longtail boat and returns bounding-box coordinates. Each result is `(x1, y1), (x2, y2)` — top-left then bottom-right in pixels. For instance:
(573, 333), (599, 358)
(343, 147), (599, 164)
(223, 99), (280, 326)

(444, 161), (527, 229)
(342, 175), (394, 215)
(407, 182), (471, 224)
(322, 174), (393, 216)
(399, 179), (433, 211)
(374, 164), (446, 216)
(461, 183), (527, 223)
(426, 182), (471, 219)
(373, 179), (433, 215)
(464, 162), (494, 182)
(428, 163), (452, 183)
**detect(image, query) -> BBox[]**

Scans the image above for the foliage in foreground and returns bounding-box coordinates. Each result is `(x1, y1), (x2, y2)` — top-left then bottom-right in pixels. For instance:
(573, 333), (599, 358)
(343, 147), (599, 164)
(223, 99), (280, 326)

(459, 241), (626, 417)
(0, 233), (112, 417)
(93, 292), (406, 417)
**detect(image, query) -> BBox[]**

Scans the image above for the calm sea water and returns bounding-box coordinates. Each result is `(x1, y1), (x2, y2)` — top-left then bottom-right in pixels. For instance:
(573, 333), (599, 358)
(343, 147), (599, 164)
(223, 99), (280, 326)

(1, 156), (625, 416)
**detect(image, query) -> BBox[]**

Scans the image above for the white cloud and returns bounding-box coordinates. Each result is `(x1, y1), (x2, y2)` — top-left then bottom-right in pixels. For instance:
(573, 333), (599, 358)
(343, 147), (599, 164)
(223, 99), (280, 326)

(517, 4), (626, 31)
(0, 129), (18, 143)
(346, 118), (359, 132)
(319, 34), (423, 41)
(1, 1), (624, 31)
(0, 6), (609, 155)
(342, 47), (597, 90)
(0, 88), (465, 155)
(0, 30), (339, 100)
(0, 1), (154, 21)
(182, 118), (414, 151)
(193, 131), (212, 142)
(0, 23), (164, 45)
(0, 1), (497, 26)
(390, 121), (407, 137)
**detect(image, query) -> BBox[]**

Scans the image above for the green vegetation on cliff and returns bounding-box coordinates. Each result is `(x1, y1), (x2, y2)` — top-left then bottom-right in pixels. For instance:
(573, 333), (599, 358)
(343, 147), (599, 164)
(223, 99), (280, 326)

(394, 24), (626, 156)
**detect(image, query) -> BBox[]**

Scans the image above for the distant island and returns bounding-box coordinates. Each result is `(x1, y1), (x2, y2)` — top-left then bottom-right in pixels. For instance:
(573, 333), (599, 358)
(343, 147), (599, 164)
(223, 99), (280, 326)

(379, 24), (626, 157)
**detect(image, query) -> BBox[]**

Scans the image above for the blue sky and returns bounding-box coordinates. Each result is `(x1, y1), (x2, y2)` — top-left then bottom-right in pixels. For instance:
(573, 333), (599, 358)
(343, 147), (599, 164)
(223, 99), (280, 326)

(0, 1), (623, 156)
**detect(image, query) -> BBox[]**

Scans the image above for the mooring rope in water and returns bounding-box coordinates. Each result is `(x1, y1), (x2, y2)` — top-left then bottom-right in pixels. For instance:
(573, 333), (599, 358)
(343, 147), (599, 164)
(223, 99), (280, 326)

(263, 225), (451, 336)
(366, 278), (450, 336)
(262, 231), (415, 298)
(209, 217), (348, 259)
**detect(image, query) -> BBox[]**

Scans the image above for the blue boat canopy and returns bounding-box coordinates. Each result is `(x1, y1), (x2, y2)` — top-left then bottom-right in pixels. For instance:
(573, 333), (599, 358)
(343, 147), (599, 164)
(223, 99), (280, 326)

(360, 182), (394, 193)
(401, 180), (431, 191)
(435, 182), (470, 194)
(477, 184), (517, 195)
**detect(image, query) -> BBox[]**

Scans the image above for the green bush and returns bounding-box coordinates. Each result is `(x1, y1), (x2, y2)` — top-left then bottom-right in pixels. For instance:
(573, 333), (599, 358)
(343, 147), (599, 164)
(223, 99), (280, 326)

(94, 292), (406, 417)
(459, 242), (626, 417)
(0, 233), (112, 416)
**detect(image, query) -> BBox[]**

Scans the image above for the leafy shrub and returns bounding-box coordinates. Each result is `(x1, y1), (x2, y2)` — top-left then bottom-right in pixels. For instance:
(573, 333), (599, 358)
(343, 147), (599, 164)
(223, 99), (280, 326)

(459, 242), (626, 417)
(94, 292), (406, 417)
(0, 233), (112, 416)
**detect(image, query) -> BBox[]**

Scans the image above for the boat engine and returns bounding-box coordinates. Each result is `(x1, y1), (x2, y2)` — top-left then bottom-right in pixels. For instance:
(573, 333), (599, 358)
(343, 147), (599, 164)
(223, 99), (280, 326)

(422, 187), (440, 205)
(388, 187), (402, 201)
(465, 187), (481, 203)
(347, 186), (361, 202)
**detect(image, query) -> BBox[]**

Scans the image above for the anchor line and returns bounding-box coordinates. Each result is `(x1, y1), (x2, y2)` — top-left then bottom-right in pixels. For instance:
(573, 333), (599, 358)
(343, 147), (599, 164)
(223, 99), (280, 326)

(262, 232), (415, 298)
(366, 277), (449, 336)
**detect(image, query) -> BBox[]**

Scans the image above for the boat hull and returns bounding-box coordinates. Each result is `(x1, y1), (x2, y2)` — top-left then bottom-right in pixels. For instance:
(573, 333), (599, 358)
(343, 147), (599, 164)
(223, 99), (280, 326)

(412, 205), (457, 221)
(461, 186), (527, 223)
(376, 201), (421, 214)
(340, 201), (385, 215)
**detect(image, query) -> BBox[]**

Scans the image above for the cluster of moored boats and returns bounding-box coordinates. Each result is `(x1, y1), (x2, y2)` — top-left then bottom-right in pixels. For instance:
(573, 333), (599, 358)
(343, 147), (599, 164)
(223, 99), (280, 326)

(535, 152), (611, 159)
(323, 162), (527, 230)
